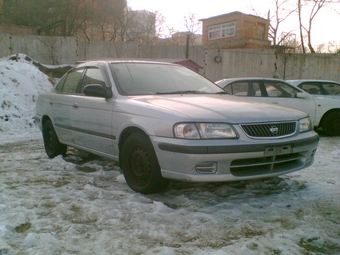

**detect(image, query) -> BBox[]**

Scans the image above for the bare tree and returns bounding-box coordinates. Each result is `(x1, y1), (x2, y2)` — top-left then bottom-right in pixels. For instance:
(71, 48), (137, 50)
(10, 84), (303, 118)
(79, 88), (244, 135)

(2, 0), (55, 27)
(316, 40), (340, 53)
(297, 0), (306, 52)
(124, 10), (165, 45)
(298, 0), (328, 53)
(79, 0), (127, 41)
(270, 0), (297, 45)
(140, 11), (165, 45)
(37, 36), (61, 65)
(251, 0), (296, 46)
(183, 13), (202, 45)
(2, 0), (127, 39)
(53, 0), (91, 36)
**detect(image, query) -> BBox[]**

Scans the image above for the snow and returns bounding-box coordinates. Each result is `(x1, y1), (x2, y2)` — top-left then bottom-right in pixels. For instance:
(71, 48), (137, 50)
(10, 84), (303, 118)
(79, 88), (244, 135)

(0, 55), (339, 255)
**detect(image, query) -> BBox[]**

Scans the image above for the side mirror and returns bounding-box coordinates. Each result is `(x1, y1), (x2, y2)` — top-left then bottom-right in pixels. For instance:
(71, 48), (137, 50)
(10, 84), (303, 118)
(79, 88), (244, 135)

(296, 92), (308, 99)
(84, 84), (111, 98)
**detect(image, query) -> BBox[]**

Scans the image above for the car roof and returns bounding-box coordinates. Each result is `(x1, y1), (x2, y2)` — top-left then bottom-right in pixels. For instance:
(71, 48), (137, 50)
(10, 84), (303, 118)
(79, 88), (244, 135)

(287, 79), (340, 85)
(216, 77), (291, 85)
(75, 59), (178, 68)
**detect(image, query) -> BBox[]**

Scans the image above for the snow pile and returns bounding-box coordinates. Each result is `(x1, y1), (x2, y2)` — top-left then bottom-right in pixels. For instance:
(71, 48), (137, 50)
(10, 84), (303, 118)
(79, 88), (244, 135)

(0, 54), (54, 133)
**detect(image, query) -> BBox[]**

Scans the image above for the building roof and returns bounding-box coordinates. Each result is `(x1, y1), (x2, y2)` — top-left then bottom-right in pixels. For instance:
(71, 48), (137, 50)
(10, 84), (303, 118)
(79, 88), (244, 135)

(199, 11), (269, 22)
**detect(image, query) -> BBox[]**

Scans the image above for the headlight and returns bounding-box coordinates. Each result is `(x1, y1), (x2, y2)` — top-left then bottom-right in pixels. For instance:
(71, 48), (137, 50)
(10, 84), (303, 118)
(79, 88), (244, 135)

(299, 117), (312, 133)
(174, 123), (238, 139)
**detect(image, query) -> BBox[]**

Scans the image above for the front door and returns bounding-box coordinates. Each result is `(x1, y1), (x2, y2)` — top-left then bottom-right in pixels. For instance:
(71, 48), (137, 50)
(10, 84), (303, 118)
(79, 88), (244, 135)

(70, 67), (115, 157)
(262, 80), (316, 123)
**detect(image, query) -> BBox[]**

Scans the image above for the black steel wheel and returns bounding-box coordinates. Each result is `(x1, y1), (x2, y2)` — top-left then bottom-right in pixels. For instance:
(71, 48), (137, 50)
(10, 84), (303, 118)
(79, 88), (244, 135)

(321, 111), (340, 136)
(120, 132), (169, 194)
(42, 119), (67, 158)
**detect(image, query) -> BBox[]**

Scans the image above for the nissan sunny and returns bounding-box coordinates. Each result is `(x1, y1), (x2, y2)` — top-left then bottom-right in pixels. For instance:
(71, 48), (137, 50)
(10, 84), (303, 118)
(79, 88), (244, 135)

(35, 61), (319, 193)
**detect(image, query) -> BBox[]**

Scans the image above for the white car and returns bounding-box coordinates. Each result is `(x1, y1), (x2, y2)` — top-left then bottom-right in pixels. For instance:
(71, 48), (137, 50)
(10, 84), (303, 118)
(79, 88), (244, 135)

(216, 77), (340, 136)
(287, 79), (340, 99)
(35, 61), (319, 194)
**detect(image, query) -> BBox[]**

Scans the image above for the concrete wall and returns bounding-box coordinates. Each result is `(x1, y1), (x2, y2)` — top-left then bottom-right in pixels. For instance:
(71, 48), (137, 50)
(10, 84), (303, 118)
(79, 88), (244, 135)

(0, 33), (77, 65)
(1, 33), (340, 82)
(78, 41), (139, 60)
(0, 24), (37, 35)
(204, 48), (340, 82)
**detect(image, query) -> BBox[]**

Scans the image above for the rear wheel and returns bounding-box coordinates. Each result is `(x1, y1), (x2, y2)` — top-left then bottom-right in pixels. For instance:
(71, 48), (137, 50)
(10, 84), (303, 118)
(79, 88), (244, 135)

(321, 111), (340, 136)
(42, 119), (67, 158)
(120, 132), (169, 194)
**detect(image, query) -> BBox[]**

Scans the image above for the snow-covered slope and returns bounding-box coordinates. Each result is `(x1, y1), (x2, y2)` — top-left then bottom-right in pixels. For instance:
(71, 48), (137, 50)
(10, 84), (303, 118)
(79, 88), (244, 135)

(0, 54), (54, 133)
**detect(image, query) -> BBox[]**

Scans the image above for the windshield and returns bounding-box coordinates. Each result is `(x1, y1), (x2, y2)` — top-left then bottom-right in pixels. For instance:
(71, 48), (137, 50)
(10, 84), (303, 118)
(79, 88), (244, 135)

(110, 63), (224, 95)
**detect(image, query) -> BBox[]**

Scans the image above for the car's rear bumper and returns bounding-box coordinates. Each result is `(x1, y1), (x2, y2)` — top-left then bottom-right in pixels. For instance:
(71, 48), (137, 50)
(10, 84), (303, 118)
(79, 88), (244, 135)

(152, 132), (319, 182)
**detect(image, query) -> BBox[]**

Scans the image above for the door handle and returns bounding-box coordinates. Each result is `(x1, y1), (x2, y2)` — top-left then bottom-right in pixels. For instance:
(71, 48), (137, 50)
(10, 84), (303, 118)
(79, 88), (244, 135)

(72, 103), (79, 108)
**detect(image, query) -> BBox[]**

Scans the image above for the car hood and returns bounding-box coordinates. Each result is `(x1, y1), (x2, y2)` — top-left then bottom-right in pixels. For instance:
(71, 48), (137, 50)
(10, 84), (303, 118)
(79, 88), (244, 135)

(129, 94), (307, 123)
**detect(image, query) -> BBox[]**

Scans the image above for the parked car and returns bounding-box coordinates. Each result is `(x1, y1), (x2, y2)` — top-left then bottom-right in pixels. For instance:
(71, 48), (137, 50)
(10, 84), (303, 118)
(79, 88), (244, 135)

(287, 79), (340, 99)
(216, 77), (340, 136)
(35, 61), (319, 194)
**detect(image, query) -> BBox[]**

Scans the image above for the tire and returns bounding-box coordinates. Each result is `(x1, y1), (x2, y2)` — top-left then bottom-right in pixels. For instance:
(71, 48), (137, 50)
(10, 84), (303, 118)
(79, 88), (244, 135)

(120, 133), (169, 194)
(42, 119), (67, 158)
(321, 111), (340, 136)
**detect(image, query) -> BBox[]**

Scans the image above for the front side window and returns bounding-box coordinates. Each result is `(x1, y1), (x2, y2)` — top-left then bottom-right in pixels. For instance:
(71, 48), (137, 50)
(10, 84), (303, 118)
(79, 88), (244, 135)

(299, 83), (321, 94)
(208, 21), (236, 40)
(79, 68), (106, 94)
(264, 81), (300, 98)
(56, 69), (84, 94)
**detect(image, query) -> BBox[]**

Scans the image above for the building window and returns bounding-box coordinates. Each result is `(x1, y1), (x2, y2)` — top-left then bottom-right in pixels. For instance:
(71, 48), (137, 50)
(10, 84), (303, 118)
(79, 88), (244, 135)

(208, 21), (236, 40)
(257, 23), (266, 39)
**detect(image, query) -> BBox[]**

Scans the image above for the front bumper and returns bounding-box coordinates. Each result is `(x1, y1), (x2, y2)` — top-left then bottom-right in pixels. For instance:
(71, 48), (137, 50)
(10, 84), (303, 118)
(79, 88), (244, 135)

(151, 132), (319, 182)
(34, 115), (42, 130)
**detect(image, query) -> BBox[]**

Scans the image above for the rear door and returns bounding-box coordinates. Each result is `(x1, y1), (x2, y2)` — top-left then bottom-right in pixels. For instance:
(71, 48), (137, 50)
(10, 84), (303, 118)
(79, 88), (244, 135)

(51, 68), (84, 142)
(225, 80), (267, 103)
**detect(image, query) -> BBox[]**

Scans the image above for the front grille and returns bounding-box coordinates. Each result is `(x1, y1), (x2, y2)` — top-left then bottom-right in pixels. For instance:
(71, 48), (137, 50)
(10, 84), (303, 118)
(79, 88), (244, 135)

(230, 152), (305, 177)
(240, 122), (296, 138)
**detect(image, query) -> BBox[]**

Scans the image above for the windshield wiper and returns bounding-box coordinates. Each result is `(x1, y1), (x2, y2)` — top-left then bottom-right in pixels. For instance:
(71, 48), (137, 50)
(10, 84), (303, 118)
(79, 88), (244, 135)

(156, 90), (208, 95)
(216, 91), (229, 94)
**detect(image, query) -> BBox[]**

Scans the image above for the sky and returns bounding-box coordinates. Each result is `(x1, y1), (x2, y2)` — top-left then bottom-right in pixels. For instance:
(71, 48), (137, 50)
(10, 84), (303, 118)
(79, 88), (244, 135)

(0, 54), (339, 254)
(128, 0), (340, 46)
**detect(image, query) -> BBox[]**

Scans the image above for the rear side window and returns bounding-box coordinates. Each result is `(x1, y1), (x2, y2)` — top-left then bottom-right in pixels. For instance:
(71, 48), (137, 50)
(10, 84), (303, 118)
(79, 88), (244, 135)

(227, 82), (261, 97)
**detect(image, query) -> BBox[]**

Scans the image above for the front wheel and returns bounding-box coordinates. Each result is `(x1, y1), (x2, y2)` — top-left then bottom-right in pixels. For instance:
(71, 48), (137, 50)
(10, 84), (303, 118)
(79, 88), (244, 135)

(120, 133), (169, 194)
(42, 119), (67, 158)
(321, 111), (340, 136)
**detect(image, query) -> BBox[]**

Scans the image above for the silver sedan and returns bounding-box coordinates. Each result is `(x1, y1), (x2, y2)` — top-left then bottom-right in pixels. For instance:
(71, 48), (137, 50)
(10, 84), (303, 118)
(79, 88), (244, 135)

(35, 61), (319, 193)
